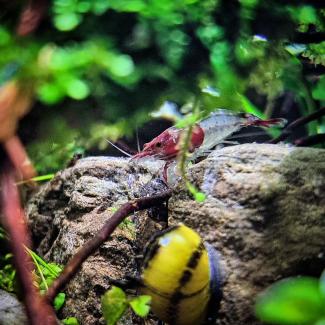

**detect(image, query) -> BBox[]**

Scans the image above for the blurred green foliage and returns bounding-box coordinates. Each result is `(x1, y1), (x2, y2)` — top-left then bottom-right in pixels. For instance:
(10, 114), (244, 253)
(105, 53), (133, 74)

(25, 247), (66, 312)
(255, 273), (325, 325)
(62, 317), (80, 325)
(0, 227), (16, 293)
(0, 0), (324, 173)
(0, 253), (16, 293)
(0, 225), (77, 321)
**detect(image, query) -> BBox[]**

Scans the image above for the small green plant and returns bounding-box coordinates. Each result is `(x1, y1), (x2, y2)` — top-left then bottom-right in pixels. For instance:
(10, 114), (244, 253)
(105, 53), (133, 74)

(118, 218), (136, 239)
(0, 226), (16, 293)
(175, 98), (206, 203)
(0, 226), (6, 240)
(15, 173), (55, 185)
(255, 272), (325, 325)
(0, 228), (78, 321)
(101, 286), (151, 325)
(25, 247), (66, 311)
(62, 317), (80, 325)
(0, 253), (16, 293)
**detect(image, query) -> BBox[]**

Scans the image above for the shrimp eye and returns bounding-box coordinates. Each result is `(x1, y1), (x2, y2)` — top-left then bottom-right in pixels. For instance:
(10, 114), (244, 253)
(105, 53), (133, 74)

(155, 142), (162, 148)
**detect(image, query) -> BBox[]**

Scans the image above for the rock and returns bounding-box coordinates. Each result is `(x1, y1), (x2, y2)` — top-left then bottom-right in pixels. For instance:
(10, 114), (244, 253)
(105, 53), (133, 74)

(27, 156), (166, 324)
(26, 144), (325, 325)
(0, 289), (28, 325)
(169, 144), (325, 324)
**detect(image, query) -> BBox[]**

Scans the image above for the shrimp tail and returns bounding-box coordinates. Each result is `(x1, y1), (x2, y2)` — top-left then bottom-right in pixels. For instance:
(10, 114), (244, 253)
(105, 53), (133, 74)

(251, 118), (287, 128)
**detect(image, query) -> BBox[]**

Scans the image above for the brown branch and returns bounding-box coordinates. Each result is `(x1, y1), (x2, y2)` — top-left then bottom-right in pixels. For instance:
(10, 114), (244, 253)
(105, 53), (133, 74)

(3, 136), (37, 181)
(45, 189), (173, 302)
(293, 32), (325, 44)
(0, 164), (57, 325)
(16, 0), (48, 36)
(294, 133), (325, 147)
(269, 107), (325, 144)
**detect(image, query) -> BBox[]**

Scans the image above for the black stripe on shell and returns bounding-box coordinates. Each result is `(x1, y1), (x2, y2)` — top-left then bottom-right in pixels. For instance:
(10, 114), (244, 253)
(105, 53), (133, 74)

(165, 239), (205, 324)
(187, 242), (205, 269)
(142, 225), (180, 270)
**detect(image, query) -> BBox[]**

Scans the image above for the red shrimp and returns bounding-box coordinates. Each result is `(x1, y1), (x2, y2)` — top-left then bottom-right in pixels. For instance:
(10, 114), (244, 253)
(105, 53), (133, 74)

(132, 110), (286, 161)
(132, 124), (204, 160)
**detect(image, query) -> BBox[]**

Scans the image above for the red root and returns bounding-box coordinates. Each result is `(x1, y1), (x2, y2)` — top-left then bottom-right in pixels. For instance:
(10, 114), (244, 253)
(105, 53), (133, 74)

(1, 166), (57, 325)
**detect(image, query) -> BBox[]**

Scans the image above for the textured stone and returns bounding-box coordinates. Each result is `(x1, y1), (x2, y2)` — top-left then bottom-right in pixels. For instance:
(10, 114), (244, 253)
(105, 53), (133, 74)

(0, 289), (28, 325)
(27, 156), (166, 324)
(169, 144), (325, 325)
(27, 144), (325, 325)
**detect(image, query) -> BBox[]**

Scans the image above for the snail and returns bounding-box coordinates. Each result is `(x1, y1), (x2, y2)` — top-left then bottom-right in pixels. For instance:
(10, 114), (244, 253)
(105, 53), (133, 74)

(140, 224), (222, 325)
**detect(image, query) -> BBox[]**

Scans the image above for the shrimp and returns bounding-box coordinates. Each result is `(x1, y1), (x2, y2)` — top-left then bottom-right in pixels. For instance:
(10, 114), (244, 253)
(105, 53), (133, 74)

(132, 109), (286, 161)
(132, 124), (204, 160)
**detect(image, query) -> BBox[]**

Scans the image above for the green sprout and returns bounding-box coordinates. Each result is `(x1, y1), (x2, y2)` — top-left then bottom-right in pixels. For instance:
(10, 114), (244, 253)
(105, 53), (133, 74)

(176, 98), (206, 203)
(62, 317), (80, 325)
(101, 286), (151, 325)
(0, 253), (16, 293)
(25, 247), (66, 311)
(15, 173), (55, 186)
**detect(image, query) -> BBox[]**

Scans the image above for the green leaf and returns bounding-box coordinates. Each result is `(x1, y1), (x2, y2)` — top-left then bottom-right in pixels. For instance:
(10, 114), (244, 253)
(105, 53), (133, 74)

(129, 295), (151, 317)
(312, 76), (325, 101)
(31, 174), (55, 182)
(54, 292), (66, 311)
(185, 182), (206, 202)
(194, 191), (206, 202)
(92, 0), (111, 15)
(66, 79), (90, 100)
(47, 263), (63, 276)
(101, 286), (128, 325)
(240, 95), (264, 118)
(54, 13), (82, 31)
(77, 2), (91, 13)
(108, 55), (134, 77)
(315, 319), (325, 325)
(296, 6), (317, 24)
(62, 317), (80, 325)
(37, 83), (65, 104)
(16, 174), (55, 185)
(255, 277), (325, 325)
(175, 113), (200, 128)
(0, 27), (11, 46)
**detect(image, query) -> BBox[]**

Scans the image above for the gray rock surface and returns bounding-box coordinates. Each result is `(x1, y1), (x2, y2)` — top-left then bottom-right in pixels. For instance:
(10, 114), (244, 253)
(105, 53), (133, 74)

(26, 144), (325, 324)
(0, 289), (28, 325)
(169, 144), (325, 324)
(27, 156), (166, 324)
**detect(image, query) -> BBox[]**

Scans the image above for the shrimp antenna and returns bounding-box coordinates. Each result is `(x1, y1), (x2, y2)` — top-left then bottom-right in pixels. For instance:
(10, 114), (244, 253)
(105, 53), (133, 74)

(106, 139), (133, 157)
(135, 127), (141, 153)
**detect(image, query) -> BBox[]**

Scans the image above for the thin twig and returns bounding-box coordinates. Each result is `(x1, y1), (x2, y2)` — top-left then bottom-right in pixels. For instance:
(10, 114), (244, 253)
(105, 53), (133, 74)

(16, 0), (47, 36)
(177, 98), (204, 200)
(269, 107), (325, 144)
(45, 189), (173, 302)
(3, 136), (37, 181)
(0, 164), (57, 325)
(293, 32), (325, 44)
(294, 133), (325, 147)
